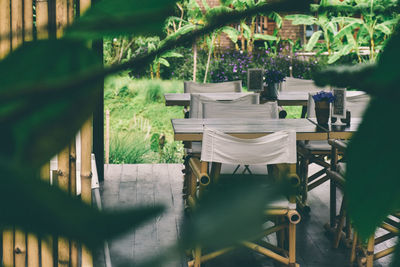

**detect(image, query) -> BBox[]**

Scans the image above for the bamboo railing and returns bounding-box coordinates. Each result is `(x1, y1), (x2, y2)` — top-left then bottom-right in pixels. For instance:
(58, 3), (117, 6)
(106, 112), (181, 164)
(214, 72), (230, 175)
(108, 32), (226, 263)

(0, 1), (97, 266)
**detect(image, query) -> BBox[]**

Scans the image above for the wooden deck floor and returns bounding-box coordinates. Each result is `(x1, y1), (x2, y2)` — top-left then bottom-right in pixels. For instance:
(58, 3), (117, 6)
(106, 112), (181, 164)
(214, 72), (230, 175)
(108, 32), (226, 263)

(97, 164), (394, 267)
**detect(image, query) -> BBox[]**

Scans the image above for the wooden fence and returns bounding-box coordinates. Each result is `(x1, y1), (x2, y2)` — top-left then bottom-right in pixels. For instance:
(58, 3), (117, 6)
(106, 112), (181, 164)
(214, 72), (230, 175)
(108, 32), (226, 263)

(0, 0), (97, 266)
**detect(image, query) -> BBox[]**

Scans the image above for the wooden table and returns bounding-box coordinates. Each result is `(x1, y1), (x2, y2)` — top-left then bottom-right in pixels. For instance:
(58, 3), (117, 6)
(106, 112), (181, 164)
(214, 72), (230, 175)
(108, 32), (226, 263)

(172, 118), (329, 141)
(165, 91), (366, 107)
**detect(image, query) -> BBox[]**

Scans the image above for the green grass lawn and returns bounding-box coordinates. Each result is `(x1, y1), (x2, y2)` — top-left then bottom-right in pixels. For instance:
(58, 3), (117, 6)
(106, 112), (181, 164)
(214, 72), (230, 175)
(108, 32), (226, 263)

(105, 72), (185, 164)
(105, 73), (304, 164)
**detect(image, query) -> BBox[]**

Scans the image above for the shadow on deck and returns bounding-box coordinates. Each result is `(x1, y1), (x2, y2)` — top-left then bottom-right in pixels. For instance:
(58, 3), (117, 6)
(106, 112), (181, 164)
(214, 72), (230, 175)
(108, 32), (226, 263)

(95, 164), (394, 267)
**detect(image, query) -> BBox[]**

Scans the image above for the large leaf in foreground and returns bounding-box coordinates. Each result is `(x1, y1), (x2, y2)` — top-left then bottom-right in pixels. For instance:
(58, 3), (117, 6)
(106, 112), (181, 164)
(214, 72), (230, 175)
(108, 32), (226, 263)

(345, 98), (400, 239)
(180, 175), (292, 249)
(67, 0), (177, 39)
(0, 163), (164, 249)
(0, 40), (102, 169)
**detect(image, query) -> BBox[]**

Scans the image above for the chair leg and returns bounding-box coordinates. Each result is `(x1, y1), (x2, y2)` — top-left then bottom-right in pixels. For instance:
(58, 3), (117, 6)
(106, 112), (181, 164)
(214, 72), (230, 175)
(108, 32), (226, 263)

(288, 221), (296, 266)
(366, 236), (375, 267)
(333, 196), (346, 248)
(350, 231), (358, 265)
(194, 246), (201, 267)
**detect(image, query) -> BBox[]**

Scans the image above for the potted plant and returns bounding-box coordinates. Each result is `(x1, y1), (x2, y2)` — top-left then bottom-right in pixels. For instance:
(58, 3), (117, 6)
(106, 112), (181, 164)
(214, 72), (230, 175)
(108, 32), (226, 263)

(263, 69), (286, 99)
(312, 91), (335, 125)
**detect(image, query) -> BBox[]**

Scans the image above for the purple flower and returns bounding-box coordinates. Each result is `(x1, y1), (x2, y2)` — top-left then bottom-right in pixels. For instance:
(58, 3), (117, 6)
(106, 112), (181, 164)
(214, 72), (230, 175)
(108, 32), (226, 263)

(312, 91), (335, 103)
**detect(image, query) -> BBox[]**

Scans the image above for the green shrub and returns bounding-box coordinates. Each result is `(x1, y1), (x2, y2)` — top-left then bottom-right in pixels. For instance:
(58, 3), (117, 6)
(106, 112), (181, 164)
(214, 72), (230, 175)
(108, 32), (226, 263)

(109, 132), (150, 164)
(160, 141), (184, 164)
(145, 83), (163, 103)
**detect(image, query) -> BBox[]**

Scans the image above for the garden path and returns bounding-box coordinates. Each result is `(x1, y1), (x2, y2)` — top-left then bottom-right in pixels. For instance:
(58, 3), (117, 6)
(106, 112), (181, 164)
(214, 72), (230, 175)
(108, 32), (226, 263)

(95, 164), (394, 267)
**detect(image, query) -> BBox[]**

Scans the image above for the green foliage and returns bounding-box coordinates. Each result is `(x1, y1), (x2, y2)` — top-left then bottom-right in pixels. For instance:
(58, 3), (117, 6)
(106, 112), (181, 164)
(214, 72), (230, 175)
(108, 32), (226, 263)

(0, 40), (101, 169)
(145, 82), (163, 103)
(67, 0), (177, 39)
(314, 21), (400, 245)
(109, 132), (151, 164)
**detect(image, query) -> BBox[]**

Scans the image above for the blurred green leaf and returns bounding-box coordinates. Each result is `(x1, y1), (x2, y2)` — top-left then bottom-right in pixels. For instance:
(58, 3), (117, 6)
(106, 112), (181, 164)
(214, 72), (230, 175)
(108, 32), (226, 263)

(221, 26), (240, 43)
(285, 14), (316, 25)
(67, 0), (178, 39)
(0, 40), (102, 169)
(0, 163), (164, 249)
(346, 98), (400, 239)
(253, 33), (277, 41)
(180, 175), (286, 249)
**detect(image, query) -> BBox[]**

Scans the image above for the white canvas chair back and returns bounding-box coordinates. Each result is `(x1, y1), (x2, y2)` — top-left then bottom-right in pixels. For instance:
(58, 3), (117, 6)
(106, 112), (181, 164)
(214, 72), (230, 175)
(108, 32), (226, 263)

(202, 102), (279, 119)
(184, 80), (242, 93)
(201, 128), (296, 165)
(306, 92), (317, 118)
(189, 93), (259, 118)
(347, 93), (370, 117)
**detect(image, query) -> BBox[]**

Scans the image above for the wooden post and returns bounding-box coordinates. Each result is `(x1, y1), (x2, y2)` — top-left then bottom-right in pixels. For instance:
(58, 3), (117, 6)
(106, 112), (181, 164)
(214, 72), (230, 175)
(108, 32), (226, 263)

(81, 118), (93, 267)
(69, 139), (79, 267)
(36, 0), (49, 39)
(57, 147), (71, 267)
(56, 0), (68, 38)
(3, 227), (14, 267)
(40, 163), (54, 267)
(105, 110), (110, 164)
(193, 41), (197, 82)
(11, 0), (23, 50)
(24, 0), (34, 41)
(14, 229), (26, 267)
(0, 0), (11, 59)
(80, 0), (91, 15)
(27, 233), (39, 267)
(67, 0), (75, 24)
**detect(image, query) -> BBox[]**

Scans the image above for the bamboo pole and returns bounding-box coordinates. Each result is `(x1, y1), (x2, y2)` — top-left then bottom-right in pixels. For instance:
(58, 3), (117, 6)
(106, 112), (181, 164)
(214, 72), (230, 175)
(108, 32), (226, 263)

(27, 233), (39, 267)
(69, 139), (79, 267)
(80, 0), (91, 15)
(67, 0), (75, 24)
(365, 236), (375, 267)
(187, 247), (234, 267)
(242, 241), (290, 265)
(11, 0), (23, 50)
(24, 0), (33, 41)
(14, 229), (26, 267)
(57, 146), (71, 267)
(56, 0), (68, 38)
(81, 117), (93, 267)
(40, 163), (54, 267)
(105, 110), (110, 164)
(3, 227), (14, 267)
(0, 0), (11, 59)
(36, 0), (49, 39)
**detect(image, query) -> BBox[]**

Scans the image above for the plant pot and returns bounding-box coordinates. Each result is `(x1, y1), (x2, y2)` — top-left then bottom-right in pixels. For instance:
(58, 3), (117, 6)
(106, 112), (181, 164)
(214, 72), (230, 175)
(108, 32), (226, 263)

(315, 101), (330, 125)
(262, 83), (280, 100)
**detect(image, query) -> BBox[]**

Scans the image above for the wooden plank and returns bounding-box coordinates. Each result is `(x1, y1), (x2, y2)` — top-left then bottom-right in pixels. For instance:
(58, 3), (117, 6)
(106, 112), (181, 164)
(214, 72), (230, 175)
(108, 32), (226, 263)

(81, 117), (93, 267)
(24, 0), (33, 41)
(56, 0), (68, 38)
(27, 233), (39, 267)
(67, 0), (75, 24)
(11, 0), (23, 50)
(69, 139), (79, 267)
(36, 0), (49, 39)
(0, 0), (11, 59)
(57, 146), (70, 267)
(3, 228), (14, 267)
(14, 229), (26, 267)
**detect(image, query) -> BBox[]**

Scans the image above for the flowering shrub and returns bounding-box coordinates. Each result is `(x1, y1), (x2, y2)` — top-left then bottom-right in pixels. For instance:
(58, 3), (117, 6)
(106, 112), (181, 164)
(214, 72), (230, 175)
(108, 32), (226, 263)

(312, 91), (335, 103)
(265, 69), (286, 84)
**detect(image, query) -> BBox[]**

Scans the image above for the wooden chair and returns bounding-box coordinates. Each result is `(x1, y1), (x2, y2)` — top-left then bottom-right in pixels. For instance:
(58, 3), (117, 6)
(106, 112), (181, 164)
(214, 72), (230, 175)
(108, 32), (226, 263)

(297, 92), (370, 212)
(325, 139), (399, 267)
(186, 128), (301, 267)
(182, 94), (260, 200)
(184, 80), (242, 93)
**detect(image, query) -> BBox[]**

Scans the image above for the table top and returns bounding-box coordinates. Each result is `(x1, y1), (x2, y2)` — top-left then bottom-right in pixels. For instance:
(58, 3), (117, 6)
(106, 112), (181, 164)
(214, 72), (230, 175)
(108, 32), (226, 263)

(165, 91), (366, 107)
(307, 118), (362, 139)
(172, 118), (329, 141)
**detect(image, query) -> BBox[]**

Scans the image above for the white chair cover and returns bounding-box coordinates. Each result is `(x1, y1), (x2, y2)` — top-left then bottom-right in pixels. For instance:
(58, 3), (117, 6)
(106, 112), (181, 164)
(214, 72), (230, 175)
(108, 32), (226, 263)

(189, 93), (259, 118)
(202, 102), (279, 119)
(201, 128), (296, 165)
(184, 80), (242, 93)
